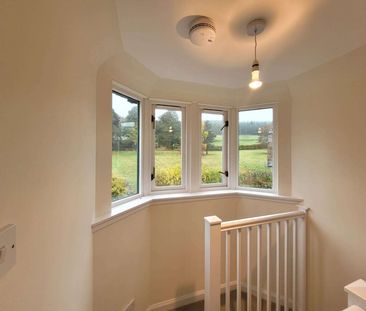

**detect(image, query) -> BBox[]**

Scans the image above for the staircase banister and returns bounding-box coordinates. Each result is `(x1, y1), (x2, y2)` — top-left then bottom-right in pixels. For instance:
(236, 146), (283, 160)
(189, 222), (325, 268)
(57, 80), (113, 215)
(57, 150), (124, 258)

(220, 210), (306, 231)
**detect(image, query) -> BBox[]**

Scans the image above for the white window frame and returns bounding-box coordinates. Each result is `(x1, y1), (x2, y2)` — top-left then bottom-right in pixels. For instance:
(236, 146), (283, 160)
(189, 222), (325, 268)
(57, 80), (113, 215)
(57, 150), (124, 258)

(151, 103), (187, 193)
(111, 84), (144, 207)
(236, 103), (278, 193)
(199, 109), (229, 189)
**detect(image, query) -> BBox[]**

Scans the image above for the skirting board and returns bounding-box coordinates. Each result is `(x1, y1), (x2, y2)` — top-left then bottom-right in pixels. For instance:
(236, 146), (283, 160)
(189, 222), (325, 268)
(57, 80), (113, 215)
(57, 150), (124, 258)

(146, 282), (293, 311)
(146, 282), (236, 311)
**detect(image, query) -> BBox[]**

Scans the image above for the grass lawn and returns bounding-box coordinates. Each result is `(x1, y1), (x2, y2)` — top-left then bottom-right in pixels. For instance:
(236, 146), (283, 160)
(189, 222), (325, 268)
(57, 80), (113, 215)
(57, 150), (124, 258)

(213, 134), (259, 146)
(113, 147), (271, 189)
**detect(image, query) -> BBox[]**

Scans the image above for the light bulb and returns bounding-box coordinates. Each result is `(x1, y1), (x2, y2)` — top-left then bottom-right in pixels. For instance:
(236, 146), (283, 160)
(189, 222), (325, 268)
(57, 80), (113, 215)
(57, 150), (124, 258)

(249, 62), (262, 89)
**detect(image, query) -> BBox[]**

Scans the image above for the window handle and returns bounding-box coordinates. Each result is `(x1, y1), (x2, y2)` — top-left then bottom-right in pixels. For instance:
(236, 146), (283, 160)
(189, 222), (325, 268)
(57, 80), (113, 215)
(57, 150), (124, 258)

(220, 120), (229, 131)
(151, 167), (155, 181)
(219, 171), (229, 177)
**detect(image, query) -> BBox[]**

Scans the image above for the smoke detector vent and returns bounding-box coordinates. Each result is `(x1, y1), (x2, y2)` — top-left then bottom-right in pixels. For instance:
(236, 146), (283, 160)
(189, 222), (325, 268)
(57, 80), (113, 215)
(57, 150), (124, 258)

(189, 16), (216, 46)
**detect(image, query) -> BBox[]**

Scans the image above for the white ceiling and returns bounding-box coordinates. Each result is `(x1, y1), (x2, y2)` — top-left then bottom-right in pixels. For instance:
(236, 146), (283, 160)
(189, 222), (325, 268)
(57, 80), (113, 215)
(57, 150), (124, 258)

(116, 0), (366, 88)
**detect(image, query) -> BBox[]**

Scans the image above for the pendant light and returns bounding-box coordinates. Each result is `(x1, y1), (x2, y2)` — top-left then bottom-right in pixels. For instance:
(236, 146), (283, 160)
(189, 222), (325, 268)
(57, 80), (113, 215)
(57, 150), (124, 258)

(247, 19), (266, 90)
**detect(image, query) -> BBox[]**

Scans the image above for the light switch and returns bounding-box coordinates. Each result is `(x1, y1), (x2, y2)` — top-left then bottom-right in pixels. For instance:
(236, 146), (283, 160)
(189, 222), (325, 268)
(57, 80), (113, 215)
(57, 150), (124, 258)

(0, 224), (16, 278)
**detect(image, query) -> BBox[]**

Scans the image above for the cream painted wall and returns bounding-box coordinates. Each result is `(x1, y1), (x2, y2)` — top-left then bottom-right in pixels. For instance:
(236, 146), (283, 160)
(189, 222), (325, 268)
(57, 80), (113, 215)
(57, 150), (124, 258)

(0, 1), (122, 310)
(289, 44), (366, 311)
(94, 208), (151, 311)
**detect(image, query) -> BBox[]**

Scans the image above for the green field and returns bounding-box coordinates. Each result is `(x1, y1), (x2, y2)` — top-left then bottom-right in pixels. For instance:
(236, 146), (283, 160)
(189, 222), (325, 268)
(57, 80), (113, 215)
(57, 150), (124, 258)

(213, 134), (259, 147)
(113, 145), (270, 190)
(112, 134), (272, 199)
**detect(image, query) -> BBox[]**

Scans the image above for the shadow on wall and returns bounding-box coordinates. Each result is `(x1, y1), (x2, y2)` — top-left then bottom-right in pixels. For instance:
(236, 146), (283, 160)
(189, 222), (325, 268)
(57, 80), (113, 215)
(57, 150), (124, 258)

(174, 285), (197, 309)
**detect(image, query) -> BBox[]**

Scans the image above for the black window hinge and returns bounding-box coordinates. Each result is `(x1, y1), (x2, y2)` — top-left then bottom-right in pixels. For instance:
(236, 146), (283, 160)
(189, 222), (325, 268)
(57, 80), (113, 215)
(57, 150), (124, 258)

(220, 120), (229, 131)
(151, 167), (155, 181)
(219, 170), (229, 177)
(151, 115), (155, 129)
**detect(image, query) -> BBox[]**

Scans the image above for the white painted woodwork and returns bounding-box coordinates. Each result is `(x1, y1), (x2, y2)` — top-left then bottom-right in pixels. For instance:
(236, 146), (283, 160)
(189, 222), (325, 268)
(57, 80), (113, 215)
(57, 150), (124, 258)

(247, 227), (252, 311)
(237, 229), (242, 311)
(297, 211), (308, 311)
(345, 279), (366, 309)
(257, 225), (262, 311)
(221, 211), (305, 231)
(276, 222), (280, 311)
(204, 210), (307, 311)
(266, 223), (271, 311)
(225, 231), (231, 311)
(292, 219), (297, 311)
(284, 220), (288, 311)
(204, 216), (222, 311)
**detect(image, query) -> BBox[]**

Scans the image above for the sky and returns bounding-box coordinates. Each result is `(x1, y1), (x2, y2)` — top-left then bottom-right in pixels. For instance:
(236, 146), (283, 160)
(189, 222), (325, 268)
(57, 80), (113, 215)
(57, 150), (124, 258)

(113, 93), (272, 122)
(239, 108), (272, 122)
(112, 93), (135, 118)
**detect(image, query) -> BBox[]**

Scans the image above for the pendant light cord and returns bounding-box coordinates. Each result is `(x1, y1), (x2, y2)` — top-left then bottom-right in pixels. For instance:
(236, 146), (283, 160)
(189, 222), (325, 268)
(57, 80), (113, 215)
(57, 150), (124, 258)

(254, 30), (257, 60)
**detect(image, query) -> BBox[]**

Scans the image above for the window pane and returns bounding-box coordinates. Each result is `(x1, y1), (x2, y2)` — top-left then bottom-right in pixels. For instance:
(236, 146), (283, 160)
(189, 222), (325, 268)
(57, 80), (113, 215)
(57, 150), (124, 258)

(201, 112), (225, 184)
(238, 108), (273, 189)
(154, 107), (182, 187)
(112, 92), (139, 201)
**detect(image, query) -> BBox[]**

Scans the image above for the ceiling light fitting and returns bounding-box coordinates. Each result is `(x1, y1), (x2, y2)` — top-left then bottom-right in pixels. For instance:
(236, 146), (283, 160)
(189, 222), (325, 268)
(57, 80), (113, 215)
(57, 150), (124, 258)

(189, 16), (216, 46)
(247, 19), (266, 90)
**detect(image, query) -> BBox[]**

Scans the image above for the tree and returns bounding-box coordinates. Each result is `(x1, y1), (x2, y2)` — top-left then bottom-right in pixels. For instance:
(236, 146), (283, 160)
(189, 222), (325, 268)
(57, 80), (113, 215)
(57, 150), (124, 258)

(201, 120), (217, 155)
(121, 106), (138, 149)
(112, 106), (139, 151)
(112, 109), (122, 151)
(257, 124), (271, 145)
(155, 111), (181, 150)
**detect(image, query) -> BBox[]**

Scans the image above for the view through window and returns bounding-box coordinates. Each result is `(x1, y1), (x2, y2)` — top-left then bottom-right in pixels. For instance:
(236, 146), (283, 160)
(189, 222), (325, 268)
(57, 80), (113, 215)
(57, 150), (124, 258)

(201, 111), (227, 185)
(112, 91), (140, 201)
(153, 106), (183, 187)
(238, 108), (273, 189)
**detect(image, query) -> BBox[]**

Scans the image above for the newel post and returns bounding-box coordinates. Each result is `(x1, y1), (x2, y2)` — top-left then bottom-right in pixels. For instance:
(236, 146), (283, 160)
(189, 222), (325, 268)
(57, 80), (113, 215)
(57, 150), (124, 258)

(204, 216), (222, 311)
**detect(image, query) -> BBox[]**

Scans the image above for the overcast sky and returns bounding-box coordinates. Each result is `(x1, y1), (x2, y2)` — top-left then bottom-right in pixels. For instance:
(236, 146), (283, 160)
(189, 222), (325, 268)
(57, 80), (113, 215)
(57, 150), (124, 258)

(113, 93), (272, 122)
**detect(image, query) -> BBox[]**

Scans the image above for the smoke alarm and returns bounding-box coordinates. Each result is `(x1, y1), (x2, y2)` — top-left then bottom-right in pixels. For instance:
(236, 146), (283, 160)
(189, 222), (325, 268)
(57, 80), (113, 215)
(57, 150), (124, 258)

(189, 16), (216, 46)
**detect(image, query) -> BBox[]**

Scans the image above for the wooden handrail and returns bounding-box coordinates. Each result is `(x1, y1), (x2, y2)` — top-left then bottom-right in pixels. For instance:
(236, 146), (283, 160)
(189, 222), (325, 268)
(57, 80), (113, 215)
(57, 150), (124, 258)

(220, 210), (306, 231)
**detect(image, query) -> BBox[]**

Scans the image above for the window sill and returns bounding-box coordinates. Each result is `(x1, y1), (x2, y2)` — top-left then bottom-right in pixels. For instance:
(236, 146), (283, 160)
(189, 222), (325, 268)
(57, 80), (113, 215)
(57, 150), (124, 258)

(92, 190), (303, 232)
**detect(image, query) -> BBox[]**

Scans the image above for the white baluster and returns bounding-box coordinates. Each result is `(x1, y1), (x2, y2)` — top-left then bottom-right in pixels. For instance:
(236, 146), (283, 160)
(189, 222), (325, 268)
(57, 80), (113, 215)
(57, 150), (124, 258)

(292, 219), (297, 311)
(247, 227), (252, 311)
(226, 231), (231, 311)
(284, 220), (288, 311)
(276, 222), (280, 311)
(237, 229), (242, 311)
(257, 225), (262, 311)
(267, 223), (271, 311)
(298, 212), (308, 311)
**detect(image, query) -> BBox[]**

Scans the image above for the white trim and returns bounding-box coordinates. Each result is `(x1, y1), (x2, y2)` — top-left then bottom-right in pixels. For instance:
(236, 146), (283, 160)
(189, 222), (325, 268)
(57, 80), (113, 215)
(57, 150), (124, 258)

(93, 190), (303, 232)
(148, 97), (192, 106)
(112, 81), (147, 100)
(196, 102), (236, 110)
(146, 281), (236, 311)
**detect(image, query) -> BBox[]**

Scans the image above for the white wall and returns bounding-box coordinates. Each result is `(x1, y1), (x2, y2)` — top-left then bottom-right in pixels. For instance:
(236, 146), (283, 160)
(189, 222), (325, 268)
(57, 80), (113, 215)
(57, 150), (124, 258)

(289, 44), (366, 310)
(0, 1), (122, 310)
(94, 208), (151, 311)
